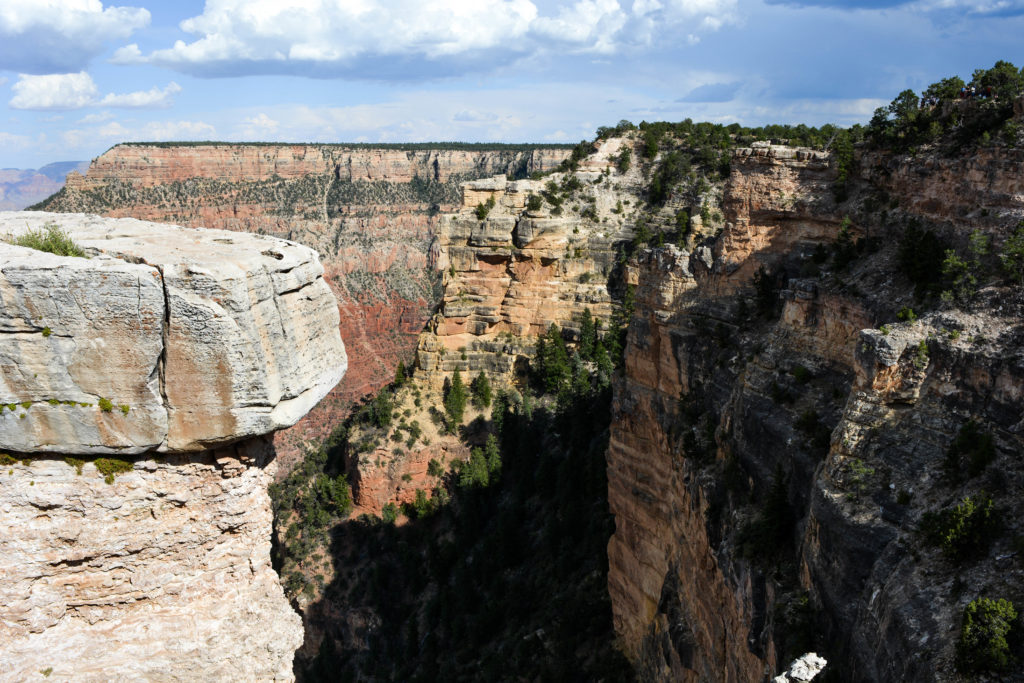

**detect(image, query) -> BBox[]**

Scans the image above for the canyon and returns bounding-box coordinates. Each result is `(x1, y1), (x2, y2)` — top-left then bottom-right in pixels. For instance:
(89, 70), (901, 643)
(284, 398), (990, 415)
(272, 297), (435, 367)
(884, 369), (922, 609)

(37, 144), (570, 469)
(18, 103), (1024, 681)
(0, 213), (346, 681)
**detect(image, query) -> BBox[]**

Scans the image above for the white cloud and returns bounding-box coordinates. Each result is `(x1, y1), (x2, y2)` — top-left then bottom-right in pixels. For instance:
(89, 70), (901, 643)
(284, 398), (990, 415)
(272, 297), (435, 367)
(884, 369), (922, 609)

(532, 0), (628, 52)
(120, 0), (737, 78)
(10, 72), (98, 110)
(10, 73), (182, 110)
(239, 113), (280, 138)
(0, 0), (150, 74)
(99, 82), (181, 108)
(61, 119), (216, 149)
(138, 0), (537, 75)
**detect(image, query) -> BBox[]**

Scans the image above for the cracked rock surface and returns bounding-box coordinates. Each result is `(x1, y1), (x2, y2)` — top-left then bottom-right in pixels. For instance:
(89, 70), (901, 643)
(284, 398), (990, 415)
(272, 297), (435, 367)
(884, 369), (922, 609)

(0, 211), (347, 681)
(0, 211), (346, 454)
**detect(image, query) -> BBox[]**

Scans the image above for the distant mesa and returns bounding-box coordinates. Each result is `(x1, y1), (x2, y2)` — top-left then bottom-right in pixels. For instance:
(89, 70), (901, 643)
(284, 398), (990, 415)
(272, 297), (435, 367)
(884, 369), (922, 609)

(0, 161), (89, 211)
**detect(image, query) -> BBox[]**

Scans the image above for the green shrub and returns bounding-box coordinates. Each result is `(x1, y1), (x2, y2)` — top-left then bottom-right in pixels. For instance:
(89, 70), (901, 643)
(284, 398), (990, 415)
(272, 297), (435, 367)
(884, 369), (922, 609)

(616, 147), (632, 173)
(942, 230), (990, 306)
(42, 327), (52, 337)
(920, 494), (1000, 562)
(897, 307), (917, 323)
(98, 397), (114, 413)
(381, 502), (398, 524)
(526, 194), (542, 212)
(427, 459), (444, 477)
(912, 339), (929, 370)
(94, 457), (133, 484)
(64, 457), (85, 475)
(956, 597), (1018, 674)
(8, 223), (86, 257)
(844, 458), (875, 501)
(475, 195), (496, 220)
(1001, 220), (1024, 284)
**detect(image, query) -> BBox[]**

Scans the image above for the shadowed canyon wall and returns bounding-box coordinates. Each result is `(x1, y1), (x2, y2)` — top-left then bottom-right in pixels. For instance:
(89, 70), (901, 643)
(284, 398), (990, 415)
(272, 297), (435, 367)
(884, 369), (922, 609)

(607, 140), (1024, 680)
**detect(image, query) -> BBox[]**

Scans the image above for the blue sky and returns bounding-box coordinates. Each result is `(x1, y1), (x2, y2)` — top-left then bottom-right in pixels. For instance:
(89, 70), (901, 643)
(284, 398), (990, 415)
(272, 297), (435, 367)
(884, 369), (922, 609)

(1, 0), (1021, 168)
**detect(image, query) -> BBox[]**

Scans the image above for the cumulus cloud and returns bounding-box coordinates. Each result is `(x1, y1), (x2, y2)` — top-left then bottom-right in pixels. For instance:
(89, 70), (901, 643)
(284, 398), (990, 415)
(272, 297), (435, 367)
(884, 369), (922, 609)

(9, 73), (183, 110)
(10, 72), (99, 110)
(0, 0), (150, 74)
(116, 0), (737, 78)
(532, 0), (628, 52)
(99, 82), (182, 108)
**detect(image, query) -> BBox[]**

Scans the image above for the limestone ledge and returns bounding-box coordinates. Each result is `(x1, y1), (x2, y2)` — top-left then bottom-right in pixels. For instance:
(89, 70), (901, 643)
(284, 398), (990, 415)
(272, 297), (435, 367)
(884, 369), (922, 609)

(0, 211), (346, 454)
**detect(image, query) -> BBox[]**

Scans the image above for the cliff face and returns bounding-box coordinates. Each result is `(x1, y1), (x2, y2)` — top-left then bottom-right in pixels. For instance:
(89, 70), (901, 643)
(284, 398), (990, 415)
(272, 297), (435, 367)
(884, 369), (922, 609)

(606, 142), (1024, 679)
(39, 145), (570, 467)
(346, 136), (648, 513)
(0, 212), (347, 681)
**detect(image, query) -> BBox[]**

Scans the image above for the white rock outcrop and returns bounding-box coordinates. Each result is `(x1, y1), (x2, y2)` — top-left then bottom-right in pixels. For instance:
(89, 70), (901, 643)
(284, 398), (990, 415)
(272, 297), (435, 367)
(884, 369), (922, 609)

(0, 211), (346, 453)
(0, 212), (347, 681)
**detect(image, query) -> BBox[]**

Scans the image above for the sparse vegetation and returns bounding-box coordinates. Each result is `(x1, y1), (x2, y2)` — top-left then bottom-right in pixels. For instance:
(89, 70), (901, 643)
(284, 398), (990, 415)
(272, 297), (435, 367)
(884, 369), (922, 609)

(94, 457), (133, 484)
(956, 597), (1018, 674)
(7, 223), (86, 257)
(920, 494), (1001, 562)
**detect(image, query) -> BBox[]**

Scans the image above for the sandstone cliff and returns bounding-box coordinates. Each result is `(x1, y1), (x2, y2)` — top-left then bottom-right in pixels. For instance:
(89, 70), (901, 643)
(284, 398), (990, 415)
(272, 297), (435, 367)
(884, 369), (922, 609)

(37, 144), (570, 467)
(606, 140), (1024, 680)
(346, 135), (657, 512)
(0, 212), (347, 681)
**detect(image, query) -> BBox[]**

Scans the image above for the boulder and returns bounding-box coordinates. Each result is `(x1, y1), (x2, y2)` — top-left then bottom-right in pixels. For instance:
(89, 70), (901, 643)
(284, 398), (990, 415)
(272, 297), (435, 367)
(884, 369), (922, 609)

(0, 212), (346, 453)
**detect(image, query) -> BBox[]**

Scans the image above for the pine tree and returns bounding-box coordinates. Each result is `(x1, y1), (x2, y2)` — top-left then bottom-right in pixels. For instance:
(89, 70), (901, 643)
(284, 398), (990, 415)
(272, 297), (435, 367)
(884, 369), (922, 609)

(394, 360), (407, 386)
(539, 323), (570, 395)
(444, 369), (467, 428)
(578, 308), (596, 360)
(471, 371), (492, 409)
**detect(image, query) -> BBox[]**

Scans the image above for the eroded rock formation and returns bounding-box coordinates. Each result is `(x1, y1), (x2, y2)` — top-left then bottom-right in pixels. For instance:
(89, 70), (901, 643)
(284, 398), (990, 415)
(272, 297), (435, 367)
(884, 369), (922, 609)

(38, 144), (570, 466)
(0, 212), (347, 681)
(606, 141), (1024, 680)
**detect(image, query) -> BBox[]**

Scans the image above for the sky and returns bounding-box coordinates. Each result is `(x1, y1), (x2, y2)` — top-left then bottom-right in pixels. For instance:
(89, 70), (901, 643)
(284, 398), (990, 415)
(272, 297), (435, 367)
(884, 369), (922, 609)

(0, 0), (1021, 168)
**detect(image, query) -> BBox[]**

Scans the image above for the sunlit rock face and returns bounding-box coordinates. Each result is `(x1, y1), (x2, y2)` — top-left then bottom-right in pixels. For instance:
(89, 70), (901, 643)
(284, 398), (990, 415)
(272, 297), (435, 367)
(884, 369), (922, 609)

(0, 211), (347, 681)
(39, 144), (571, 468)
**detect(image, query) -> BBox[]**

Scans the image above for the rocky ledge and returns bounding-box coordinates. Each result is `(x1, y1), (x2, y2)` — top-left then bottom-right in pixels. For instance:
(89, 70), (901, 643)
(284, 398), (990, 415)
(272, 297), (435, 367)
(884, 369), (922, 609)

(0, 212), (346, 681)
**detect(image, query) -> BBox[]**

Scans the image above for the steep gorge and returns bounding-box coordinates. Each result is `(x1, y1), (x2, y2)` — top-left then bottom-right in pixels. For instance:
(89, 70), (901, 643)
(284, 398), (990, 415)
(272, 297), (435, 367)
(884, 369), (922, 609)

(607, 138), (1024, 680)
(15, 109), (1024, 681)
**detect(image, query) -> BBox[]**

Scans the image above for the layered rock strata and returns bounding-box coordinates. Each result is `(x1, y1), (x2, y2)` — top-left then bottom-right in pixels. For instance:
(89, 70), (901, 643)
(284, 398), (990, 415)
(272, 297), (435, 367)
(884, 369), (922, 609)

(345, 138), (647, 512)
(38, 145), (570, 465)
(0, 212), (347, 681)
(607, 143), (1024, 680)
